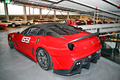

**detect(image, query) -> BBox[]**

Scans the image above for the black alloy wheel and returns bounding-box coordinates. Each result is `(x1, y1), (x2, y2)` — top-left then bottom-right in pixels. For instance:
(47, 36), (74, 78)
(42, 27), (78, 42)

(37, 48), (53, 70)
(8, 36), (14, 49)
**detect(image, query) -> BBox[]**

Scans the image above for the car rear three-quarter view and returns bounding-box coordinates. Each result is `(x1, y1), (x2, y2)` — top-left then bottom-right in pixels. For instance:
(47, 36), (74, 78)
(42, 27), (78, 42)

(8, 23), (102, 75)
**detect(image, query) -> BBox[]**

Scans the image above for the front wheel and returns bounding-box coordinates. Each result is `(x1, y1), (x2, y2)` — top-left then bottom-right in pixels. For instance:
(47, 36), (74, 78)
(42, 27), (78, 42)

(8, 36), (14, 49)
(27, 22), (31, 26)
(37, 48), (53, 70)
(11, 23), (16, 28)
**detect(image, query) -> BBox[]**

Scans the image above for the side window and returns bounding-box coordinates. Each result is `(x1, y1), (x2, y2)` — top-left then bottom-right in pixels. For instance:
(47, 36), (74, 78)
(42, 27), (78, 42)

(37, 29), (53, 36)
(37, 29), (46, 35)
(27, 27), (40, 36)
(21, 28), (30, 35)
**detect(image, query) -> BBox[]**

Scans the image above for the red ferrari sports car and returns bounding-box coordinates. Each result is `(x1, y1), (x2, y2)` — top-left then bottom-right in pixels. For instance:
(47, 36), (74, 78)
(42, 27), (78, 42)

(8, 23), (101, 75)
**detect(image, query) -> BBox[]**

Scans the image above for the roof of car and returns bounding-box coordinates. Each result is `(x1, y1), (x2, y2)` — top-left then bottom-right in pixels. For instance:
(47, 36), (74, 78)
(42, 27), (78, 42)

(26, 22), (78, 39)
(28, 23), (67, 38)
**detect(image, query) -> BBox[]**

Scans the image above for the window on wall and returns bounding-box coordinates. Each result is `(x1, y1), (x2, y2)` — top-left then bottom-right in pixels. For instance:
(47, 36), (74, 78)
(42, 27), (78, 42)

(30, 7), (33, 15)
(42, 8), (54, 15)
(26, 7), (39, 15)
(0, 2), (5, 15)
(8, 4), (24, 15)
(26, 6), (29, 15)
(34, 8), (39, 15)
(56, 10), (67, 15)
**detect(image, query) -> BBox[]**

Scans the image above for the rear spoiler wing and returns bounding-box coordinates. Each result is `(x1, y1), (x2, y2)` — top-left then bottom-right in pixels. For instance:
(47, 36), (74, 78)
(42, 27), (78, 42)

(69, 32), (99, 43)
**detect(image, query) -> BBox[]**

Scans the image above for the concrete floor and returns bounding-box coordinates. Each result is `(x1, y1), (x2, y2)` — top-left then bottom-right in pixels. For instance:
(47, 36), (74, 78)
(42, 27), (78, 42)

(0, 27), (120, 80)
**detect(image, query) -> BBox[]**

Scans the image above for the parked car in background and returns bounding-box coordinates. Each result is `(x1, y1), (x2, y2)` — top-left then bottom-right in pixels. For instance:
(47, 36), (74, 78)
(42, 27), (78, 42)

(0, 20), (21, 28)
(13, 19), (33, 26)
(86, 20), (93, 25)
(102, 20), (108, 24)
(96, 21), (103, 24)
(0, 23), (7, 29)
(73, 19), (86, 25)
(66, 19), (86, 27)
(33, 18), (54, 24)
(109, 21), (115, 24)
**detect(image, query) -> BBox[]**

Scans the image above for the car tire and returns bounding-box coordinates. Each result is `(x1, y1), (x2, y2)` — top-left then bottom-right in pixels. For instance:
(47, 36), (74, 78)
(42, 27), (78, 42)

(12, 23), (16, 28)
(27, 22), (31, 26)
(37, 48), (53, 70)
(0, 25), (2, 29)
(8, 36), (14, 49)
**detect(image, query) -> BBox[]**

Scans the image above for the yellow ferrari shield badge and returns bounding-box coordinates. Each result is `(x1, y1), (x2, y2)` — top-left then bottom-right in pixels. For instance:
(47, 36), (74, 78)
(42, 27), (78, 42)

(12, 35), (14, 38)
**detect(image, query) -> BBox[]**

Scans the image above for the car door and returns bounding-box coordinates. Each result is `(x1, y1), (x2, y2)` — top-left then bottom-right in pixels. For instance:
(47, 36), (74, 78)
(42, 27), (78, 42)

(16, 27), (41, 57)
(21, 20), (27, 24)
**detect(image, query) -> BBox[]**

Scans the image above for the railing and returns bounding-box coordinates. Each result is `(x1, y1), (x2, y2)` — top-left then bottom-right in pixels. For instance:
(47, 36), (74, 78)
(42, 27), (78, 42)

(78, 23), (120, 33)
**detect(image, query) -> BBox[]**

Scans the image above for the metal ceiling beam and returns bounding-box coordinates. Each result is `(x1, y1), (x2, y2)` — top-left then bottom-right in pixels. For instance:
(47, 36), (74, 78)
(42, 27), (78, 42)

(40, 0), (64, 4)
(68, 0), (120, 17)
(1, 0), (118, 20)
(14, 0), (88, 13)
(41, 0), (120, 18)
(102, 0), (120, 9)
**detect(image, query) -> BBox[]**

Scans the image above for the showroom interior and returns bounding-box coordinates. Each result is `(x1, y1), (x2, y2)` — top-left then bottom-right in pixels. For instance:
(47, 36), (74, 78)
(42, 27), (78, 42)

(0, 0), (120, 80)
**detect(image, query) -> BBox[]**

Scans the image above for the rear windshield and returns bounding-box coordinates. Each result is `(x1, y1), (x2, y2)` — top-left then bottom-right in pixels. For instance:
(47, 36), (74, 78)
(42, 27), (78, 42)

(47, 24), (78, 35)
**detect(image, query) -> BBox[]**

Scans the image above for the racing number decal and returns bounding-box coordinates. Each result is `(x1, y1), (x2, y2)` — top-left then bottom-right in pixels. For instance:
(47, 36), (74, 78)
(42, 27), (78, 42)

(22, 36), (31, 43)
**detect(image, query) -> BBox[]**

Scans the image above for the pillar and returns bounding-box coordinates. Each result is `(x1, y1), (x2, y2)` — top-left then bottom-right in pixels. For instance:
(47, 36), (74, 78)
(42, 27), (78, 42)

(67, 11), (69, 20)
(24, 6), (27, 20)
(4, 3), (9, 20)
(40, 8), (42, 19)
(54, 10), (56, 21)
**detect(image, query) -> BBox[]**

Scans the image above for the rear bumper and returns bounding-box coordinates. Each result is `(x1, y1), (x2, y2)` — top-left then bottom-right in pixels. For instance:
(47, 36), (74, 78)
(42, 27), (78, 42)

(53, 51), (101, 75)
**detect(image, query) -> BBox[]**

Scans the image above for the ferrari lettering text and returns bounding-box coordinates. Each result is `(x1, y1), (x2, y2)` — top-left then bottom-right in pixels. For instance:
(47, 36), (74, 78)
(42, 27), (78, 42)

(22, 36), (31, 43)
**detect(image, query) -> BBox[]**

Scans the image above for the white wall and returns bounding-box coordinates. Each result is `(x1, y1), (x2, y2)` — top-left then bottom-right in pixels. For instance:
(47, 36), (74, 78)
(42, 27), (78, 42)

(8, 4), (24, 15)
(0, 3), (5, 15)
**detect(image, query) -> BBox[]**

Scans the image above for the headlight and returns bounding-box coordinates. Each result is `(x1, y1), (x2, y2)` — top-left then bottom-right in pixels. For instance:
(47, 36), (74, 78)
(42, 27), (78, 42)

(68, 43), (74, 51)
(96, 49), (101, 54)
(88, 55), (92, 59)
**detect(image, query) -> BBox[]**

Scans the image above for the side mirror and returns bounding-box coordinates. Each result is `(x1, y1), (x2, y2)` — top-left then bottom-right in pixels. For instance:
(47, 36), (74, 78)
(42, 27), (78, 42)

(17, 32), (20, 34)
